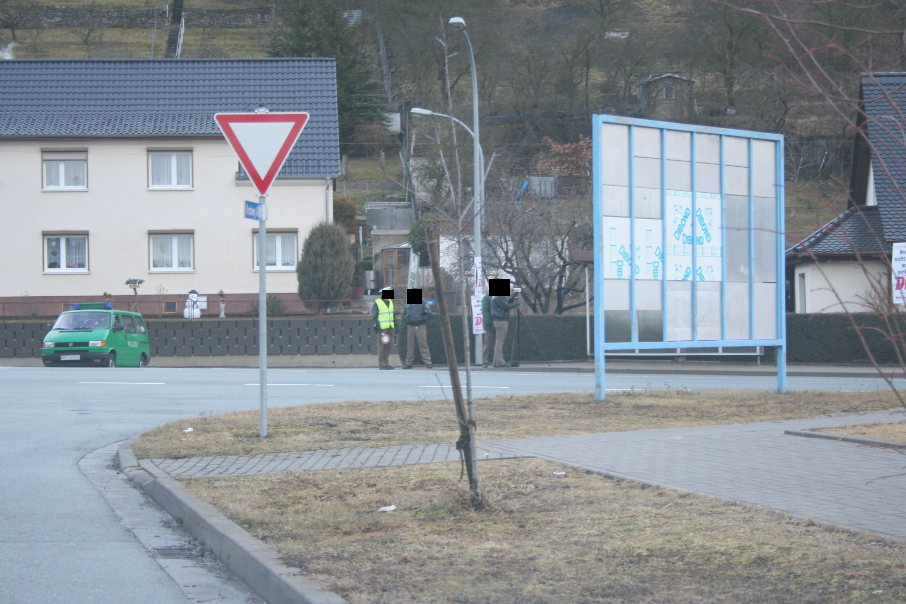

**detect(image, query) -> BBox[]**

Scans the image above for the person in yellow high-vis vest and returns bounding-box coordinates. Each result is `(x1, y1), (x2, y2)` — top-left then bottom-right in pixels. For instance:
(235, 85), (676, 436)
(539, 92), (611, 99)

(372, 287), (397, 369)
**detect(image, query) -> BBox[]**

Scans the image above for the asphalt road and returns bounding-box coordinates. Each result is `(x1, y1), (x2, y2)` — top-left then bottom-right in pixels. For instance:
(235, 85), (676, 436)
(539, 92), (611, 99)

(1, 364), (904, 603)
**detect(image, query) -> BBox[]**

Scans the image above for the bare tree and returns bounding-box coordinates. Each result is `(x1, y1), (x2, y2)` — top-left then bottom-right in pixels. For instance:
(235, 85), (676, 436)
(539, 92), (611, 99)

(719, 0), (906, 406)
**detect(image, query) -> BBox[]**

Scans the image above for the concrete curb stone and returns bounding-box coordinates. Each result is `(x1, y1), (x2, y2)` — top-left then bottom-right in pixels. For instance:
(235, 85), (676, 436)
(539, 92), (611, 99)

(118, 440), (345, 604)
(784, 428), (906, 450)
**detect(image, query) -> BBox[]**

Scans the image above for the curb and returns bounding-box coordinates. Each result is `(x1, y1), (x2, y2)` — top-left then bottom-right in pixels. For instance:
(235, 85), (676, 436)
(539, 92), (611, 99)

(784, 429), (906, 450)
(117, 441), (345, 604)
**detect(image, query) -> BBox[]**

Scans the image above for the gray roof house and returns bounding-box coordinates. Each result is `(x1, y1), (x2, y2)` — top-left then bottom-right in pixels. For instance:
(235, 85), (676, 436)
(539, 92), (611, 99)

(786, 73), (906, 313)
(0, 58), (340, 315)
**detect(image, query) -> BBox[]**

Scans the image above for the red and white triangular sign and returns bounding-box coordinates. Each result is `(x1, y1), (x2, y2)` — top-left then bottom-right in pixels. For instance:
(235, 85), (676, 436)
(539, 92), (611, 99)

(214, 112), (310, 196)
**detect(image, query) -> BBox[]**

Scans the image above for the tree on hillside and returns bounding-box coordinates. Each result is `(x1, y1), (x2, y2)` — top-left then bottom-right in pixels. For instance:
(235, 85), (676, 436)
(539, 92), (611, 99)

(271, 0), (386, 144)
(296, 222), (355, 313)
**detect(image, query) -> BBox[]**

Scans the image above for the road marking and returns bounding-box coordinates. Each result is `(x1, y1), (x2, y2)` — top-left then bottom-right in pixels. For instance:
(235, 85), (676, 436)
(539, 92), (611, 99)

(418, 385), (510, 389)
(80, 381), (166, 385)
(244, 383), (334, 387)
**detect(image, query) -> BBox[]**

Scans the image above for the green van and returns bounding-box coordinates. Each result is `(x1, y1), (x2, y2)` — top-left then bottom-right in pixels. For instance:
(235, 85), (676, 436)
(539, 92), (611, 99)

(42, 302), (151, 367)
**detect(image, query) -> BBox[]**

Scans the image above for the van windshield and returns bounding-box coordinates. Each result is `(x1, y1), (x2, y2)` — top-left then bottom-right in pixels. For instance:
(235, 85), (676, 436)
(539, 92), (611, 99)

(52, 311), (111, 331)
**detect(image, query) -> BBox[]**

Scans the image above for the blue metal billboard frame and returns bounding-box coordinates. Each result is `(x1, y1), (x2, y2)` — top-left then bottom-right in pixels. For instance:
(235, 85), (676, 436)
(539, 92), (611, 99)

(592, 114), (786, 401)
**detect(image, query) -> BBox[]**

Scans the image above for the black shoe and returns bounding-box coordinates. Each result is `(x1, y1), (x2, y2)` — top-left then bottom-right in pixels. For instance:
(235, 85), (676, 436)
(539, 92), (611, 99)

(402, 364), (413, 369)
(380, 365), (394, 370)
(493, 363), (506, 368)
(425, 364), (433, 369)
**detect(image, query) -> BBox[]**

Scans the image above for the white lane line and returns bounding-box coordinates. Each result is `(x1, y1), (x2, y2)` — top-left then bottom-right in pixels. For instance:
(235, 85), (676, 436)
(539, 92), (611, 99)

(80, 381), (166, 385)
(418, 385), (510, 389)
(244, 383), (334, 387)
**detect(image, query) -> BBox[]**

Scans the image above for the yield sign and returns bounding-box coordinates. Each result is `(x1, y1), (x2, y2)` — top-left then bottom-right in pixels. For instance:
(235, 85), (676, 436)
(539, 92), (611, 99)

(214, 112), (310, 195)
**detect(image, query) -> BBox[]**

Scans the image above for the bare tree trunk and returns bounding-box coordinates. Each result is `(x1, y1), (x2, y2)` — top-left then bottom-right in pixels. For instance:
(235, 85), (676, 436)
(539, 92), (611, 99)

(426, 224), (482, 508)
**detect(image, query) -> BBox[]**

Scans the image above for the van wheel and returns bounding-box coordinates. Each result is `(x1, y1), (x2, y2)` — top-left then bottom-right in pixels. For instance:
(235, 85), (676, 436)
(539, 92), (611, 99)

(107, 352), (116, 368)
(139, 354), (149, 367)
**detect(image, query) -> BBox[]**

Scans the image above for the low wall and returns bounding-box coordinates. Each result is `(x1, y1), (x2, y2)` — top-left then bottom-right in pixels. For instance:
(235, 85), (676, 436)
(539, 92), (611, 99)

(5, 313), (903, 365)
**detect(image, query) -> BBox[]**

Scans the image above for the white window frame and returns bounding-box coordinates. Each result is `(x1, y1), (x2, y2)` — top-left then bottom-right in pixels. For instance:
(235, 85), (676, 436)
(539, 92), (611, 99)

(42, 151), (88, 191)
(148, 150), (193, 189)
(149, 233), (195, 272)
(253, 231), (298, 271)
(44, 234), (89, 273)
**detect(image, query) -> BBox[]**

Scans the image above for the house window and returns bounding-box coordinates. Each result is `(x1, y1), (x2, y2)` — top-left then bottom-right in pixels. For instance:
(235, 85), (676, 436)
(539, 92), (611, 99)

(43, 151), (87, 190)
(44, 234), (88, 272)
(664, 85), (675, 100)
(148, 151), (192, 188)
(150, 233), (194, 271)
(253, 231), (297, 270)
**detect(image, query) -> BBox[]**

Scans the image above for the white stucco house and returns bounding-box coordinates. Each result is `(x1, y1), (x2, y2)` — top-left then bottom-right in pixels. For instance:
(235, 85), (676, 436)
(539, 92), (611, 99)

(786, 73), (904, 313)
(0, 58), (340, 316)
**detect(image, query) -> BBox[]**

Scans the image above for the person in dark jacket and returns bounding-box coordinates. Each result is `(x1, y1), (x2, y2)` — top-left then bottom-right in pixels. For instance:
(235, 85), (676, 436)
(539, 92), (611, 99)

(481, 293), (495, 367)
(402, 300), (433, 369)
(490, 293), (520, 367)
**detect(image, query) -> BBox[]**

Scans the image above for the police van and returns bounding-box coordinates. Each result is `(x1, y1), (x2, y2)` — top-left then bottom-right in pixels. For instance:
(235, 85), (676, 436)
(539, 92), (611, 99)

(42, 302), (151, 367)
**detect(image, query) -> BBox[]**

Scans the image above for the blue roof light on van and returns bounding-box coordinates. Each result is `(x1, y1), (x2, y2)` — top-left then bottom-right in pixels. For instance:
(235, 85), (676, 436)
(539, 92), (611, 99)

(72, 302), (113, 310)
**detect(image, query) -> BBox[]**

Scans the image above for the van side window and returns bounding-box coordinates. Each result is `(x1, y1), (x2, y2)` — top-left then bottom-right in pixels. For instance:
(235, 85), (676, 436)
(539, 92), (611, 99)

(135, 317), (147, 334)
(122, 315), (137, 333)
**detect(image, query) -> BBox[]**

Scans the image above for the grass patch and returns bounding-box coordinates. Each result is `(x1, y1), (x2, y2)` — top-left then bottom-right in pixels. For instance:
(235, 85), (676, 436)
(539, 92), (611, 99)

(186, 458), (906, 603)
(816, 421), (906, 444)
(131, 389), (901, 459)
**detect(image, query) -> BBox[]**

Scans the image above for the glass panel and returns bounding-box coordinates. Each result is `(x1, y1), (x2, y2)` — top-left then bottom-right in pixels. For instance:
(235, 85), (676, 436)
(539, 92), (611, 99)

(666, 281), (692, 341)
(150, 153), (171, 186)
(279, 233), (296, 267)
(177, 235), (193, 268)
(754, 197), (777, 283)
(603, 310), (631, 342)
(725, 194), (749, 282)
(265, 234), (277, 266)
(696, 282), (721, 340)
(175, 152), (191, 186)
(636, 280), (662, 311)
(44, 161), (61, 187)
(604, 279), (629, 310)
(726, 282), (750, 339)
(755, 282), (777, 339)
(66, 236), (86, 268)
(638, 310), (663, 342)
(46, 237), (61, 269)
(63, 160), (86, 187)
(152, 236), (172, 268)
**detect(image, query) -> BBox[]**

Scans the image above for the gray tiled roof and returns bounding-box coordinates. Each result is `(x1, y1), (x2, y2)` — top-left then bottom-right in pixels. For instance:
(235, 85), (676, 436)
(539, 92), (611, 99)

(862, 72), (906, 243)
(788, 73), (906, 260)
(786, 205), (885, 257)
(0, 58), (340, 178)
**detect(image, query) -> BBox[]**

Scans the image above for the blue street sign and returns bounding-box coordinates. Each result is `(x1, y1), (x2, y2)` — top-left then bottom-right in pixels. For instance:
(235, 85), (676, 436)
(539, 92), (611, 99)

(245, 200), (263, 221)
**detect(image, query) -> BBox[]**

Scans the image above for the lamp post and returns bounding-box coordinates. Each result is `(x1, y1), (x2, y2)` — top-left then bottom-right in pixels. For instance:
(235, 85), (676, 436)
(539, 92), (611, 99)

(410, 106), (485, 351)
(448, 16), (484, 363)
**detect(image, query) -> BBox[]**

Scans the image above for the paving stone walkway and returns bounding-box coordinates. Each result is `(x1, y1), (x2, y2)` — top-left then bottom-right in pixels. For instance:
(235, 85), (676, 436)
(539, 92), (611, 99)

(143, 410), (906, 541)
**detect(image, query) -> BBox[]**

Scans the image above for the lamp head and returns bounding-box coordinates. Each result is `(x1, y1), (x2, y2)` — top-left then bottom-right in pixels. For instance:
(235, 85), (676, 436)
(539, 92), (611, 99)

(410, 107), (433, 116)
(448, 16), (466, 30)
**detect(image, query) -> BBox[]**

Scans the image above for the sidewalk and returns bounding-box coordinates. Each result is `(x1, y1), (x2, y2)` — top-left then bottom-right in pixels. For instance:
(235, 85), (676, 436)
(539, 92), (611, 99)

(138, 409), (906, 541)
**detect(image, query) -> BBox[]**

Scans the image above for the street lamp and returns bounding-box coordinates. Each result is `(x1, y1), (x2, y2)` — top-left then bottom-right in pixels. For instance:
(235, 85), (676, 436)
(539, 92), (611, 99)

(448, 16), (484, 362)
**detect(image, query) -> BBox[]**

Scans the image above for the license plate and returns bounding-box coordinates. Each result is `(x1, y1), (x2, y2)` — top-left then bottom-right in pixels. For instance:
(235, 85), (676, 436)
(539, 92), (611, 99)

(60, 354), (81, 361)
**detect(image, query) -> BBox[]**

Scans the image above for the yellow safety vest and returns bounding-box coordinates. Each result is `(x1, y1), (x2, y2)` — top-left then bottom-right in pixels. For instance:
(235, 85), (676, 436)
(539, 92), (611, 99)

(375, 298), (395, 330)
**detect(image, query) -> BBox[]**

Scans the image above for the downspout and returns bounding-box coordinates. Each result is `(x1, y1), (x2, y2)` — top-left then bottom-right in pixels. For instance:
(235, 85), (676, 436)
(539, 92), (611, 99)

(325, 178), (331, 221)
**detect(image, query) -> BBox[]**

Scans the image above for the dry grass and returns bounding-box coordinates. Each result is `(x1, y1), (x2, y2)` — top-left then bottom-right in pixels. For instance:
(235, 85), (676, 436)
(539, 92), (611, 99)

(816, 421), (906, 444)
(186, 458), (906, 603)
(131, 389), (901, 460)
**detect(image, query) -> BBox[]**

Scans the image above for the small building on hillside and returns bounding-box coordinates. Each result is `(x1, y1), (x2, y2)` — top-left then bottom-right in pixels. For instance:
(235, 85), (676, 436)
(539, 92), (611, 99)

(786, 73), (904, 313)
(638, 73), (695, 122)
(0, 58), (340, 316)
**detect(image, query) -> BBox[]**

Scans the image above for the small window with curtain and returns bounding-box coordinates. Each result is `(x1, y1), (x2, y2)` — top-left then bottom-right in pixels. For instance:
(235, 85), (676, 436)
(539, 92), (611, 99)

(664, 85), (675, 100)
(43, 151), (87, 190)
(44, 233), (89, 272)
(148, 150), (192, 189)
(253, 231), (298, 271)
(150, 233), (194, 271)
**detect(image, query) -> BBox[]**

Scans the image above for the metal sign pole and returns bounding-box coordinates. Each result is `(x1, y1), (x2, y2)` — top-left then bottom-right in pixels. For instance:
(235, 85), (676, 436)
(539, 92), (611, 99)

(257, 193), (268, 438)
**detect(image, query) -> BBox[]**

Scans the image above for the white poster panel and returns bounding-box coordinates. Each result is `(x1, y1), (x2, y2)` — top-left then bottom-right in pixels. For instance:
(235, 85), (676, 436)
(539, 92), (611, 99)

(892, 242), (906, 306)
(666, 190), (722, 281)
(471, 294), (485, 335)
(602, 217), (663, 280)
